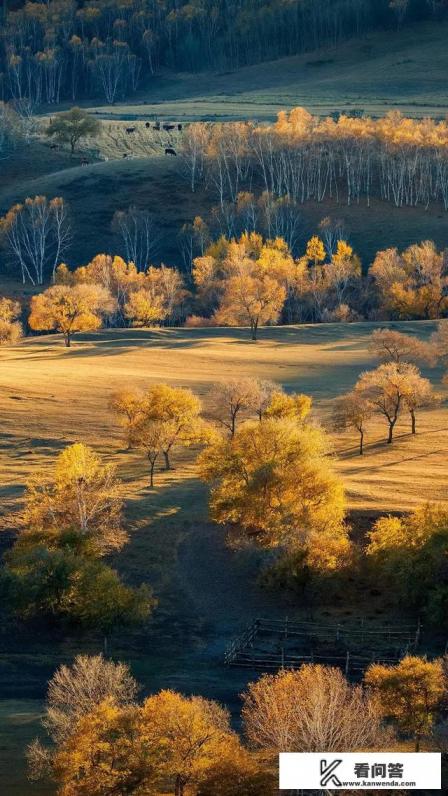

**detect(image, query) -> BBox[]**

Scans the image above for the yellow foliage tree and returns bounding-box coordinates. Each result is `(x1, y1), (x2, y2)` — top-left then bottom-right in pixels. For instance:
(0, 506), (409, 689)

(305, 235), (326, 266)
(263, 391), (312, 422)
(52, 691), (242, 796)
(365, 656), (445, 750)
(124, 287), (166, 327)
(29, 283), (114, 346)
(116, 384), (205, 484)
(198, 417), (347, 565)
(0, 296), (22, 344)
(370, 242), (448, 319)
(21, 442), (126, 557)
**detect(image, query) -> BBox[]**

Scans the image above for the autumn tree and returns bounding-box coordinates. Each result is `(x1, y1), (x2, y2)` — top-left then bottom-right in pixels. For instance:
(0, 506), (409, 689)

(0, 296), (22, 344)
(262, 390), (312, 423)
(402, 368), (439, 434)
(355, 362), (432, 443)
(124, 287), (167, 327)
(370, 242), (448, 320)
(45, 690), (245, 796)
(117, 384), (204, 484)
(306, 235), (326, 266)
(366, 503), (448, 621)
(199, 417), (349, 570)
(192, 233), (293, 339)
(29, 283), (114, 346)
(43, 654), (138, 744)
(109, 388), (144, 447)
(46, 107), (100, 154)
(365, 656), (445, 750)
(2, 544), (154, 630)
(215, 269), (285, 340)
(332, 391), (372, 454)
(21, 442), (127, 557)
(242, 665), (386, 755)
(209, 378), (261, 436)
(368, 328), (436, 366)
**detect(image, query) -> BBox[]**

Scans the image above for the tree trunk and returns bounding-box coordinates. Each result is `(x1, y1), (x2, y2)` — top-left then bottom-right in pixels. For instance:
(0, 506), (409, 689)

(64, 333), (71, 347)
(149, 457), (155, 487)
(410, 408), (416, 435)
(174, 775), (184, 796)
(359, 428), (364, 455)
(163, 450), (171, 470)
(415, 735), (420, 752)
(387, 420), (396, 444)
(251, 320), (258, 341)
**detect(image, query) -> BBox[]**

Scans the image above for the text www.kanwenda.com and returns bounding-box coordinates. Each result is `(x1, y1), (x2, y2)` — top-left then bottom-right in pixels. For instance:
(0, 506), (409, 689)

(340, 782), (417, 788)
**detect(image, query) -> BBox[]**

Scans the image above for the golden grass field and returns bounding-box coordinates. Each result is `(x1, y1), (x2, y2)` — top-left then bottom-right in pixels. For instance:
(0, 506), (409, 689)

(0, 321), (446, 517)
(0, 321), (447, 794)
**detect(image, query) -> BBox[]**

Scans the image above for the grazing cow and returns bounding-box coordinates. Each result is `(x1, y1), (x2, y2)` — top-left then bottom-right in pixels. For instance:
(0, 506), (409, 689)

(81, 158), (89, 166)
(153, 122), (160, 131)
(49, 143), (58, 150)
(177, 123), (183, 131)
(123, 153), (128, 158)
(145, 122), (150, 128)
(126, 126), (136, 134)
(165, 147), (177, 156)
(163, 123), (175, 131)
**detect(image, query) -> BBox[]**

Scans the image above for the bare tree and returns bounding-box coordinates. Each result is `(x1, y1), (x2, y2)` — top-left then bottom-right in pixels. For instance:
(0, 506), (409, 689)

(112, 206), (161, 272)
(333, 391), (372, 454)
(28, 654), (139, 780)
(181, 122), (210, 192)
(355, 362), (432, 443)
(369, 328), (436, 366)
(43, 654), (139, 743)
(209, 378), (260, 436)
(0, 196), (71, 284)
(242, 665), (388, 754)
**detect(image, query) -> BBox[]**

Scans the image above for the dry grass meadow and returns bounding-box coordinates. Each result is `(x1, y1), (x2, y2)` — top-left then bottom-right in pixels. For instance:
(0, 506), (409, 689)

(1, 321), (446, 518)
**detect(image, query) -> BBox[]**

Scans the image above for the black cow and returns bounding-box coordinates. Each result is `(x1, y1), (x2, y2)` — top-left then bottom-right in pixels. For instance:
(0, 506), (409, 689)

(126, 126), (136, 134)
(177, 123), (183, 131)
(145, 122), (150, 129)
(165, 147), (177, 156)
(163, 123), (175, 131)
(153, 122), (161, 131)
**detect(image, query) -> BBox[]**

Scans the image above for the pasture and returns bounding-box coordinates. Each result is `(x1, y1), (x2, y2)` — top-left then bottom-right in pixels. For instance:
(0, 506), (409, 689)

(0, 321), (447, 793)
(83, 20), (448, 122)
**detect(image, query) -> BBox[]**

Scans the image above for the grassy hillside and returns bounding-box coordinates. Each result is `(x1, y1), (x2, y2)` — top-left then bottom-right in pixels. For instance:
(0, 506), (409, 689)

(86, 20), (448, 122)
(2, 148), (448, 271)
(0, 321), (447, 793)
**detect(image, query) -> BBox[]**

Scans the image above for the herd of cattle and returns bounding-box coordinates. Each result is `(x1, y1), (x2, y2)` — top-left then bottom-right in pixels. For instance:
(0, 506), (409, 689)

(46, 118), (183, 163)
(123, 120), (182, 157)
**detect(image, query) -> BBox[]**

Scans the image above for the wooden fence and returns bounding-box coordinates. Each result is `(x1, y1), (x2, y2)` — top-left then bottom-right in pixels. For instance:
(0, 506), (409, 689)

(224, 617), (420, 675)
